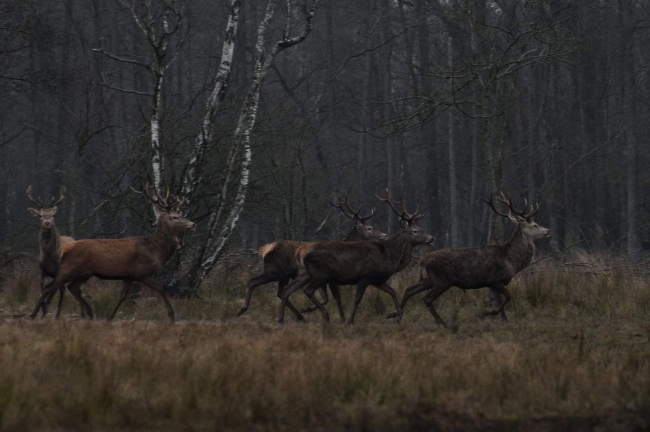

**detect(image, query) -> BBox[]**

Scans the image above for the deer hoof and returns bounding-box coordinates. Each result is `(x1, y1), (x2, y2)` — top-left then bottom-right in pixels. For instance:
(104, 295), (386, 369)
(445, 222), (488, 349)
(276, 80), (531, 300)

(236, 307), (247, 317)
(385, 311), (398, 319)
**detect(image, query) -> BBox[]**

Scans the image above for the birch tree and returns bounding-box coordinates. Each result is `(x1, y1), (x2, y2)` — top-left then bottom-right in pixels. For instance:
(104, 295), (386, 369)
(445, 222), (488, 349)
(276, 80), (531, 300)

(93, 0), (185, 189)
(178, 0), (319, 293)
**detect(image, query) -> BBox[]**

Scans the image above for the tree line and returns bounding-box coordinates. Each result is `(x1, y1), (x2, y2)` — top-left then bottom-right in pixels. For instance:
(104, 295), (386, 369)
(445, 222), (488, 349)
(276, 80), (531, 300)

(1, 0), (649, 294)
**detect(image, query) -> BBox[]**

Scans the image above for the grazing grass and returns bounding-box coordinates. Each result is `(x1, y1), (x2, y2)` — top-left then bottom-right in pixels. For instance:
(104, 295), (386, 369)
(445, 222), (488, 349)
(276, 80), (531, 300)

(0, 262), (650, 431)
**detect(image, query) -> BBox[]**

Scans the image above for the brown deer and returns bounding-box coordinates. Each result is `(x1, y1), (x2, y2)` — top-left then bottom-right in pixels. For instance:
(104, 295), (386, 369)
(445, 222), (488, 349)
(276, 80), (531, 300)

(29, 184), (196, 321)
(389, 193), (550, 326)
(277, 190), (434, 324)
(237, 197), (388, 321)
(26, 185), (78, 317)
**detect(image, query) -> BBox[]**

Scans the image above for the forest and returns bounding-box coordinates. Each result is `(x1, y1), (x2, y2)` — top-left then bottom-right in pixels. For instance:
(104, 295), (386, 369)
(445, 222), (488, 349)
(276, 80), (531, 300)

(1, 0), (650, 295)
(2, 2), (650, 431)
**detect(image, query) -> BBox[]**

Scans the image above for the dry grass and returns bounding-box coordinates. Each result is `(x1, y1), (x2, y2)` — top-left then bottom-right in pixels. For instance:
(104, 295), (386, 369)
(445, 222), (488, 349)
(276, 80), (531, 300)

(1, 262), (650, 431)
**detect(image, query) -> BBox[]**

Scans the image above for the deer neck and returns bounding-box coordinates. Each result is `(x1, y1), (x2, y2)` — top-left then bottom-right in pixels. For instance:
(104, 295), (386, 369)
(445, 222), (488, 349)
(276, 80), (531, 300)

(384, 232), (414, 273)
(343, 223), (364, 242)
(504, 226), (535, 273)
(39, 225), (61, 254)
(149, 222), (180, 264)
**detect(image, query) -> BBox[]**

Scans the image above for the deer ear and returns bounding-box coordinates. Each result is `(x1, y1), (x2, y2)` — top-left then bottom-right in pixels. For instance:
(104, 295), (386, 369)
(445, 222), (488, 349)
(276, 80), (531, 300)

(27, 207), (40, 216)
(51, 206), (58, 215)
(507, 214), (519, 225)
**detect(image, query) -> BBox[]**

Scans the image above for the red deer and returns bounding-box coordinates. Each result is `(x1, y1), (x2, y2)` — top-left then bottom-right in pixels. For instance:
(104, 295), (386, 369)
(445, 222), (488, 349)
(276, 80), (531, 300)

(26, 185), (78, 317)
(29, 184), (196, 321)
(277, 190), (434, 324)
(237, 197), (387, 321)
(390, 193), (550, 326)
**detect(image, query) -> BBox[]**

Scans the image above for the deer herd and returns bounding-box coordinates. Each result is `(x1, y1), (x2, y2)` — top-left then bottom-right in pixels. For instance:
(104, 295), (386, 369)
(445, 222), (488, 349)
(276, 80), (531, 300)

(22, 183), (550, 327)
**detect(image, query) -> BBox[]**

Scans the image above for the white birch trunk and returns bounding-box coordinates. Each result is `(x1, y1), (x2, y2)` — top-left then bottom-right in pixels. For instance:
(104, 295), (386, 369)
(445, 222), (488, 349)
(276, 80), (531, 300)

(180, 0), (241, 210)
(192, 0), (319, 287)
(151, 72), (164, 189)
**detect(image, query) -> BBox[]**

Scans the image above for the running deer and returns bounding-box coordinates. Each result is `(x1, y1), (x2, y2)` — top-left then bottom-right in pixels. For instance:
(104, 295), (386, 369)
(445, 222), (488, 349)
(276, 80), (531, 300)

(26, 185), (78, 317)
(237, 196), (388, 321)
(29, 184), (196, 321)
(389, 193), (550, 326)
(277, 190), (434, 324)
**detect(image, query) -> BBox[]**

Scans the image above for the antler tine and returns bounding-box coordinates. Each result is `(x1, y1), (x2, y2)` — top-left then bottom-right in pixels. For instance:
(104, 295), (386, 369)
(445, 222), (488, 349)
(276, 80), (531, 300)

(171, 194), (184, 211)
(341, 197), (362, 219)
(50, 186), (66, 207)
(483, 193), (511, 219)
(331, 196), (356, 220)
(26, 185), (43, 208)
(524, 202), (540, 220)
(357, 207), (376, 223)
(131, 182), (158, 205)
(376, 189), (405, 219)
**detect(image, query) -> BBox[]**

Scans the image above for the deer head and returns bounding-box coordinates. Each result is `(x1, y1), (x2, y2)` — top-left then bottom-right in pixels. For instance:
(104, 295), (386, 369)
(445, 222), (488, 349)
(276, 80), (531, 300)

(131, 183), (196, 234)
(376, 189), (435, 245)
(331, 196), (388, 241)
(484, 192), (550, 240)
(26, 185), (66, 230)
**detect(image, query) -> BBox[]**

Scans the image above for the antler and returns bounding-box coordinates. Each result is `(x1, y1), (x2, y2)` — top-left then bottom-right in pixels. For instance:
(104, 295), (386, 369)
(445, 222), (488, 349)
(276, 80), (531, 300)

(26, 185), (43, 208)
(331, 195), (377, 224)
(484, 192), (540, 221)
(131, 183), (184, 212)
(50, 186), (66, 207)
(376, 189), (424, 225)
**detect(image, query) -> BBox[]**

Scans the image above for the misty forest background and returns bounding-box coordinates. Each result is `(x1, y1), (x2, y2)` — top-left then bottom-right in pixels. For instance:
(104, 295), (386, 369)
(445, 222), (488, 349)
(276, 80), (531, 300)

(1, 0), (650, 294)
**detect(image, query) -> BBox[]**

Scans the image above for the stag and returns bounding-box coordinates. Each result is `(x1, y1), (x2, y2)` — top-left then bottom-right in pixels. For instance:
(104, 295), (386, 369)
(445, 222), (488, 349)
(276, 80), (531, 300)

(26, 185), (78, 317)
(277, 190), (434, 324)
(237, 196), (387, 321)
(390, 193), (550, 326)
(29, 184), (196, 321)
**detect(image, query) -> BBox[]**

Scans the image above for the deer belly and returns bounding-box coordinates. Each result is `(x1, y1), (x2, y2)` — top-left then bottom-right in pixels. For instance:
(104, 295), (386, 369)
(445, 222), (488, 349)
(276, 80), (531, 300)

(92, 254), (156, 280)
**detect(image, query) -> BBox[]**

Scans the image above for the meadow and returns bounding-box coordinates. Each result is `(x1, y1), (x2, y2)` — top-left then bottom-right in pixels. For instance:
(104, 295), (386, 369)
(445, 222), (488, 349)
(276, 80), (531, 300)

(0, 258), (649, 431)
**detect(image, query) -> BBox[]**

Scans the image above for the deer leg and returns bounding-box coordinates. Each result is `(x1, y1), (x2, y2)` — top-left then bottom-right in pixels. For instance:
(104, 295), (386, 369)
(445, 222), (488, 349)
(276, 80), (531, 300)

(141, 276), (175, 322)
(304, 282), (330, 323)
(107, 281), (133, 321)
(40, 274), (50, 317)
(386, 279), (432, 319)
(30, 279), (62, 319)
(483, 284), (511, 321)
(63, 277), (93, 319)
(422, 283), (451, 327)
(301, 285), (329, 314)
(54, 285), (65, 319)
(278, 274), (310, 324)
(238, 273), (280, 317)
(374, 282), (402, 322)
(329, 283), (346, 323)
(276, 279), (305, 322)
(347, 281), (370, 325)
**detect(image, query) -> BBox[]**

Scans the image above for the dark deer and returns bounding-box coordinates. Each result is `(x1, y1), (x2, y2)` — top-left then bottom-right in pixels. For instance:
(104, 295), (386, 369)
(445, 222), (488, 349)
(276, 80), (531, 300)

(390, 193), (550, 326)
(237, 196), (388, 321)
(26, 185), (77, 317)
(29, 184), (196, 321)
(277, 190), (434, 324)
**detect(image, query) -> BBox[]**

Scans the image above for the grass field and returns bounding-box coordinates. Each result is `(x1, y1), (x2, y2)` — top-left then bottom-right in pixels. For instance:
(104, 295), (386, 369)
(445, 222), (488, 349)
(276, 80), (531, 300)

(0, 262), (649, 431)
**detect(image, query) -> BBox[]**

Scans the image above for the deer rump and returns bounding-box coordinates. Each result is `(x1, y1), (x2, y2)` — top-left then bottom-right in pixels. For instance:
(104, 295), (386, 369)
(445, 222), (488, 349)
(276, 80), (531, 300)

(59, 237), (175, 281)
(260, 241), (303, 279)
(422, 245), (533, 289)
(300, 240), (401, 286)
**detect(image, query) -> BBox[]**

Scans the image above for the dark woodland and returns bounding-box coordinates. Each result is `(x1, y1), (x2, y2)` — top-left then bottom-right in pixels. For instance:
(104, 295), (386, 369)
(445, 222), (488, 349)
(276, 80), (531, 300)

(1, 0), (649, 294)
